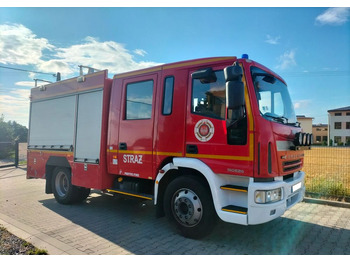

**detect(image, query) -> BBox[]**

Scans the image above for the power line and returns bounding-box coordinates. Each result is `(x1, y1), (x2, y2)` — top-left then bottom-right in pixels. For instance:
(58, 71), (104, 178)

(0, 65), (56, 77)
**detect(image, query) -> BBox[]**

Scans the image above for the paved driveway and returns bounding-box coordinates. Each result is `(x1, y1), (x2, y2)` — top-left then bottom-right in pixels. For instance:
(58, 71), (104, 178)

(0, 167), (349, 255)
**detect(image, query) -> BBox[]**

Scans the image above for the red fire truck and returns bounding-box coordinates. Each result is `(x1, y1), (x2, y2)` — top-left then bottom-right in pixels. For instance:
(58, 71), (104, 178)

(27, 55), (311, 238)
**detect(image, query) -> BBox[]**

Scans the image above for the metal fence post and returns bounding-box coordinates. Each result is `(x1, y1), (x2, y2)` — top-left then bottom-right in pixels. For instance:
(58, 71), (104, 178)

(15, 140), (19, 168)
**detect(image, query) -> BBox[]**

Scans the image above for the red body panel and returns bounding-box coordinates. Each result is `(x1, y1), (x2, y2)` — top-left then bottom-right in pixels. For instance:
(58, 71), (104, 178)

(28, 56), (304, 191)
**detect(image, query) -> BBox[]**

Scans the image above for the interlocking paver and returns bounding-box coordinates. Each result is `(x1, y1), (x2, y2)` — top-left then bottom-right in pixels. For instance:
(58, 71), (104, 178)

(1, 167), (350, 255)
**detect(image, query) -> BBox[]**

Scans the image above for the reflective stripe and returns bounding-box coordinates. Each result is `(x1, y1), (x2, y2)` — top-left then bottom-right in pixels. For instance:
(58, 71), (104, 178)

(106, 189), (152, 200)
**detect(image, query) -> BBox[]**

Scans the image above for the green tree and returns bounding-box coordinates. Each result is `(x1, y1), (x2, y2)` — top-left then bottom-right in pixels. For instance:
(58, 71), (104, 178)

(0, 115), (28, 142)
(0, 114), (13, 142)
(0, 115), (28, 159)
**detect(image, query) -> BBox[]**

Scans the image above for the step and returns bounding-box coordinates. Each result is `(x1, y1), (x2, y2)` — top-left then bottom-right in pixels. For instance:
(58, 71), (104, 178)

(222, 205), (248, 215)
(106, 188), (153, 201)
(220, 185), (248, 192)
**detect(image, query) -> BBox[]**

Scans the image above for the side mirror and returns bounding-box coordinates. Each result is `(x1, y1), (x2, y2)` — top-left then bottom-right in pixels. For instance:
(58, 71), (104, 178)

(191, 67), (217, 84)
(224, 63), (245, 110)
(224, 64), (242, 81)
(226, 81), (245, 110)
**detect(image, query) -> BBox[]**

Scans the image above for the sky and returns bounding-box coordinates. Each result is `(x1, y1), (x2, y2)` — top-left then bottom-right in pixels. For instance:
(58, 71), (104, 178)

(0, 5), (349, 127)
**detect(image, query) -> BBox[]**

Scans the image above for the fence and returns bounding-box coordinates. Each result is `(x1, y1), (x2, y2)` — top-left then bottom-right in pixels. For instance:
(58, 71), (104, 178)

(303, 146), (350, 201)
(1, 142), (349, 201)
(0, 142), (27, 168)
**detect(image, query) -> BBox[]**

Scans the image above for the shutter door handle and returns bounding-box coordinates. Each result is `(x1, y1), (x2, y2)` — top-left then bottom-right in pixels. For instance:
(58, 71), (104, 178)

(119, 143), (127, 150)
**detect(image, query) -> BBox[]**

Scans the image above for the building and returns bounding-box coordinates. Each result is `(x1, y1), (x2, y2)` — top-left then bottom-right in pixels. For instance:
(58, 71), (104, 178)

(328, 106), (350, 146)
(296, 115), (313, 134)
(312, 124), (328, 145)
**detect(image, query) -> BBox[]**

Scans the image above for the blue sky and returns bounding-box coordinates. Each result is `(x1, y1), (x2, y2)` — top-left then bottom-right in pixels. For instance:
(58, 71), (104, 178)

(0, 6), (349, 127)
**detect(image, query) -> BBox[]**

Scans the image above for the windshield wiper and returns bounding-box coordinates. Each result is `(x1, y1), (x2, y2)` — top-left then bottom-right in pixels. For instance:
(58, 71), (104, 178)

(264, 113), (288, 124)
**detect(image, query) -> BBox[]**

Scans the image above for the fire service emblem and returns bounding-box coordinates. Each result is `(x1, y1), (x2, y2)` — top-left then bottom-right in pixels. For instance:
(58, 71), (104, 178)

(194, 119), (215, 142)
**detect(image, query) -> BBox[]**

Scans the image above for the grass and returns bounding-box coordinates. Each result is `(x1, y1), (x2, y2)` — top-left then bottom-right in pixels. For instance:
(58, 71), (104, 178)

(303, 147), (350, 201)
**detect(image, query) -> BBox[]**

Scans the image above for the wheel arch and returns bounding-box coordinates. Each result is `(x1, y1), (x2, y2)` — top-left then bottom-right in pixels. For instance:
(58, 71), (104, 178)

(45, 156), (71, 194)
(155, 158), (217, 218)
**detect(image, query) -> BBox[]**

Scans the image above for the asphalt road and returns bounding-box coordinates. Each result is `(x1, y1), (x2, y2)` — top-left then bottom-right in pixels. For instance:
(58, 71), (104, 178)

(0, 167), (349, 255)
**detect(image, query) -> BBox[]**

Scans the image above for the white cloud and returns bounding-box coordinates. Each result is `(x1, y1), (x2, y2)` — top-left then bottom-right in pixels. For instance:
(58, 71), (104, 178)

(0, 89), (30, 127)
(0, 23), (161, 77)
(15, 81), (36, 87)
(0, 23), (53, 65)
(0, 23), (162, 127)
(315, 7), (350, 26)
(276, 50), (297, 70)
(51, 37), (160, 75)
(36, 60), (74, 76)
(133, 49), (148, 56)
(294, 100), (311, 110)
(265, 34), (280, 45)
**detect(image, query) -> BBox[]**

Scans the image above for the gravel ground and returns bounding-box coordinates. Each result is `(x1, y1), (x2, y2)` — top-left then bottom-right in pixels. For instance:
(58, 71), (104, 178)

(0, 226), (47, 255)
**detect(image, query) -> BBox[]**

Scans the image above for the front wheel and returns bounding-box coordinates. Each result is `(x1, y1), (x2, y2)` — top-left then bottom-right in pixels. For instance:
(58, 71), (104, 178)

(164, 175), (217, 239)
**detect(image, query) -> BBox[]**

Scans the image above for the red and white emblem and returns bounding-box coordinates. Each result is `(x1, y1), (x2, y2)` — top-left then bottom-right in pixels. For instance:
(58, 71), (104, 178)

(194, 119), (215, 142)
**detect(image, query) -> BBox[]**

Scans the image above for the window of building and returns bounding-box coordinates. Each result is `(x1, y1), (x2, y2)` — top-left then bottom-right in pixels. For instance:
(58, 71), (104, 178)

(162, 76), (174, 115)
(335, 112), (342, 116)
(316, 136), (321, 142)
(346, 112), (350, 116)
(334, 136), (342, 144)
(192, 70), (226, 119)
(334, 122), (342, 129)
(126, 80), (153, 120)
(322, 136), (327, 142)
(346, 137), (350, 145)
(346, 122), (350, 129)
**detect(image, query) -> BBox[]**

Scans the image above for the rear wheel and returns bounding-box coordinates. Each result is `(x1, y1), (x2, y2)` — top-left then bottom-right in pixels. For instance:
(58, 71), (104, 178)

(52, 167), (90, 204)
(164, 175), (217, 239)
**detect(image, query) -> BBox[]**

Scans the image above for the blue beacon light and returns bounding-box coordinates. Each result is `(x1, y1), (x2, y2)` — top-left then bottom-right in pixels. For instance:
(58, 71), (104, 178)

(242, 54), (249, 59)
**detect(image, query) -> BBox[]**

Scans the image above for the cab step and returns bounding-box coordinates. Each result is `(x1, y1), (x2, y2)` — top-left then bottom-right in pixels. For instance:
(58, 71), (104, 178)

(107, 188), (153, 201)
(220, 185), (248, 192)
(222, 205), (248, 214)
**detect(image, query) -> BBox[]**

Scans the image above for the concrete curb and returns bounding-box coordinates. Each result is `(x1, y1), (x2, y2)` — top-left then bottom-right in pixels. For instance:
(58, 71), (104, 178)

(0, 213), (85, 255)
(303, 197), (350, 209)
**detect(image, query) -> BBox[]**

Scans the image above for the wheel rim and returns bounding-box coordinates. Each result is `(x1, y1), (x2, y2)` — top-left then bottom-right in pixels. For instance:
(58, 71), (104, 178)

(55, 171), (69, 197)
(172, 188), (202, 227)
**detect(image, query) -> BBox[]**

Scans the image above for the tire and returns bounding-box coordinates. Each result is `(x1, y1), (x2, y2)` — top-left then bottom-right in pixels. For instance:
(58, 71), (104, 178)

(51, 167), (90, 204)
(164, 175), (217, 239)
(75, 187), (91, 202)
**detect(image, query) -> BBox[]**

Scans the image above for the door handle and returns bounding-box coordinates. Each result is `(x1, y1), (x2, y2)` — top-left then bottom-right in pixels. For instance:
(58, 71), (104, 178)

(186, 144), (198, 154)
(119, 143), (127, 150)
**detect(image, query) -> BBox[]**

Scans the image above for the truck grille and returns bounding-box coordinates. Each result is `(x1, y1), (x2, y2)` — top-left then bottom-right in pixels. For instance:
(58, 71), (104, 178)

(282, 159), (302, 172)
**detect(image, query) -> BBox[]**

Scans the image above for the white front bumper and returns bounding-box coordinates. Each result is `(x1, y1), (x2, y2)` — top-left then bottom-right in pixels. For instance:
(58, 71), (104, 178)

(247, 171), (305, 225)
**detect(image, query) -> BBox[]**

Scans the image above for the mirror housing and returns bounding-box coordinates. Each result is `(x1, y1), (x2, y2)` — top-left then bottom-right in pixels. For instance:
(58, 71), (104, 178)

(224, 64), (243, 81)
(191, 67), (217, 84)
(224, 63), (245, 110)
(226, 81), (245, 110)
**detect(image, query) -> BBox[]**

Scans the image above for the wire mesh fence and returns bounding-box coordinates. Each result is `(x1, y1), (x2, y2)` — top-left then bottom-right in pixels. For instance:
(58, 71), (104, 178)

(1, 142), (349, 201)
(0, 142), (27, 168)
(303, 147), (350, 201)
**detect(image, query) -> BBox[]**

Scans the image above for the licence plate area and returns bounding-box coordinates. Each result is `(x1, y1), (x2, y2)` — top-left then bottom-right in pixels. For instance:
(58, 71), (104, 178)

(292, 182), (302, 193)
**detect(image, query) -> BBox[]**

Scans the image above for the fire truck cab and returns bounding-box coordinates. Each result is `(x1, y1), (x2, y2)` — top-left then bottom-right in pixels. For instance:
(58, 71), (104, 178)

(27, 55), (310, 238)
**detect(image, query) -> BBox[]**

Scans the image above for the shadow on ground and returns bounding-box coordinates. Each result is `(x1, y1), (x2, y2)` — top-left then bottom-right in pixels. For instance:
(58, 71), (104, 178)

(39, 192), (350, 255)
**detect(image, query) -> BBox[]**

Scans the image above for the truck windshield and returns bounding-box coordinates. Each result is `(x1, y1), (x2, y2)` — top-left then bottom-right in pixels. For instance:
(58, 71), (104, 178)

(251, 67), (297, 125)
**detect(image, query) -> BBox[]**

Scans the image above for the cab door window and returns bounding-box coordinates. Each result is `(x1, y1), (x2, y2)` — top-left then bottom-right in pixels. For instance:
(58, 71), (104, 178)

(191, 70), (226, 120)
(126, 80), (153, 120)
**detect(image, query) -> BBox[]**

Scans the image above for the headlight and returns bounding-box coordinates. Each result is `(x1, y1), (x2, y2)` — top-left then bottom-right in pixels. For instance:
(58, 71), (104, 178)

(255, 188), (282, 204)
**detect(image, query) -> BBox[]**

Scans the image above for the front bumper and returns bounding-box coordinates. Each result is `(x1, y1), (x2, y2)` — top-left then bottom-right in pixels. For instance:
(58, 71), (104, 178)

(247, 171), (305, 224)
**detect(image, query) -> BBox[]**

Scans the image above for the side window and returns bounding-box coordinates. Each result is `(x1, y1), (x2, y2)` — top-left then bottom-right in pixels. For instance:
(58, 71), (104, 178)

(126, 80), (153, 120)
(192, 70), (226, 119)
(162, 76), (174, 115)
